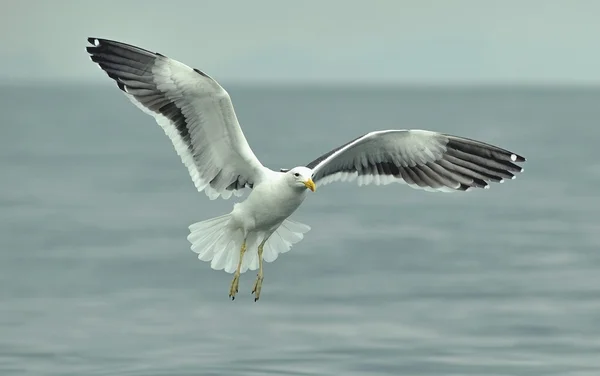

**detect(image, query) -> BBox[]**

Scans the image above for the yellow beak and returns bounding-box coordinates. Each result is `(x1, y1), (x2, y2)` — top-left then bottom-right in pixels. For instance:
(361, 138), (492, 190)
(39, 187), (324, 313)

(304, 178), (316, 192)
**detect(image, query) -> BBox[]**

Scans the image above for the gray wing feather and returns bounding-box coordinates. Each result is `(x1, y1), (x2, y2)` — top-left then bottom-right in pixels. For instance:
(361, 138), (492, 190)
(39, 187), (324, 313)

(306, 130), (526, 192)
(86, 37), (269, 200)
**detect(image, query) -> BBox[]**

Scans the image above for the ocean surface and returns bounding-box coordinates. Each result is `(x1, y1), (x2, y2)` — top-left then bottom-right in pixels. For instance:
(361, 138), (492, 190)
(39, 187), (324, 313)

(1, 84), (599, 375)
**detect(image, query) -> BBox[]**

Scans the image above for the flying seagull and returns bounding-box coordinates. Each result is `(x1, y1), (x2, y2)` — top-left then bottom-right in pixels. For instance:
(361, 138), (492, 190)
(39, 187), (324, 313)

(86, 37), (526, 301)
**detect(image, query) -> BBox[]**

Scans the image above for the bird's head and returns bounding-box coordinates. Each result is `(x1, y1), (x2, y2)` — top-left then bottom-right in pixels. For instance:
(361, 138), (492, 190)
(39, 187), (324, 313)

(284, 166), (316, 192)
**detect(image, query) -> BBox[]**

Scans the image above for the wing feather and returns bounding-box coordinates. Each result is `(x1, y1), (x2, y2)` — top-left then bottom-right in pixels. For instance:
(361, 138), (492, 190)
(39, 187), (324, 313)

(86, 37), (270, 200)
(306, 129), (526, 192)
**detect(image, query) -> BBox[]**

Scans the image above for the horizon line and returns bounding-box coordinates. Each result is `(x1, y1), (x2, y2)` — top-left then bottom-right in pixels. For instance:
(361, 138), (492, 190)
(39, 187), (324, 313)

(3, 80), (600, 91)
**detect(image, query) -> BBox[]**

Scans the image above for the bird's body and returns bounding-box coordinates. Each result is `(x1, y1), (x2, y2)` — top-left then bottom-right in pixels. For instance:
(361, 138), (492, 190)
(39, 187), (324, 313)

(230, 168), (310, 236)
(187, 167), (314, 299)
(86, 37), (527, 301)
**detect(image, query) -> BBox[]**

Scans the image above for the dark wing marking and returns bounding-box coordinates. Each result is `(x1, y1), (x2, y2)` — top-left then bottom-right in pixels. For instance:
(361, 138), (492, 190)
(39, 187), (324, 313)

(305, 129), (526, 192)
(86, 37), (270, 200)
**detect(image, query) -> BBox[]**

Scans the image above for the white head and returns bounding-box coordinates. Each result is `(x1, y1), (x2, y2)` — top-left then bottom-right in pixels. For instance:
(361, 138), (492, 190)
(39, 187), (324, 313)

(282, 166), (316, 192)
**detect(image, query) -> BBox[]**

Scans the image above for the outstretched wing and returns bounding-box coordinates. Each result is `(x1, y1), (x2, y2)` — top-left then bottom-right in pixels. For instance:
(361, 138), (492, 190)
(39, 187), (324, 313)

(306, 129), (526, 192)
(86, 37), (271, 200)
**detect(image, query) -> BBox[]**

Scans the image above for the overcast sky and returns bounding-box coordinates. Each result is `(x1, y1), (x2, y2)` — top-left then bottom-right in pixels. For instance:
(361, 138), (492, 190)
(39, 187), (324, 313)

(2, 0), (599, 85)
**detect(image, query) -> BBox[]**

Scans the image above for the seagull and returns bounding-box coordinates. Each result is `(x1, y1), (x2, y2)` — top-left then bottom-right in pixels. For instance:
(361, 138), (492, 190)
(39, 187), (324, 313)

(86, 37), (526, 301)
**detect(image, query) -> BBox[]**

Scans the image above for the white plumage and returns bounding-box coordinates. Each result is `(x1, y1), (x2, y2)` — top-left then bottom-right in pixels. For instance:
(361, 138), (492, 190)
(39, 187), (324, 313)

(86, 37), (527, 301)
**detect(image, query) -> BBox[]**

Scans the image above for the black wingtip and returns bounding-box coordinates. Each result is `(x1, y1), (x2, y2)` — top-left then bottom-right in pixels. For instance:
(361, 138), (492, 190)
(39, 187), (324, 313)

(87, 37), (101, 47)
(85, 37), (166, 62)
(116, 81), (126, 92)
(509, 153), (526, 164)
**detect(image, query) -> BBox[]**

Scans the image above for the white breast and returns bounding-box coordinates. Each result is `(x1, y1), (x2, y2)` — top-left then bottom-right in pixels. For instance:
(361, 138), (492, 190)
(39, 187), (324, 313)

(232, 174), (308, 233)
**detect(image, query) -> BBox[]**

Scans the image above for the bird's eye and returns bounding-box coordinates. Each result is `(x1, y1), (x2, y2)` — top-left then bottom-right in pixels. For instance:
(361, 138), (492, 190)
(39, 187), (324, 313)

(294, 173), (300, 177)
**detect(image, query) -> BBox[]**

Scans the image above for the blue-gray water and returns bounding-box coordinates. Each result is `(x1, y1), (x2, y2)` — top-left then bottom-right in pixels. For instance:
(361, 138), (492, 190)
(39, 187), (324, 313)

(1, 85), (599, 375)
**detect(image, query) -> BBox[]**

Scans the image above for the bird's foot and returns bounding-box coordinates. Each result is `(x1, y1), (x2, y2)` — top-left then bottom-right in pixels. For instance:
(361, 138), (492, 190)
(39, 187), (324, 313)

(229, 273), (240, 300)
(251, 273), (264, 302)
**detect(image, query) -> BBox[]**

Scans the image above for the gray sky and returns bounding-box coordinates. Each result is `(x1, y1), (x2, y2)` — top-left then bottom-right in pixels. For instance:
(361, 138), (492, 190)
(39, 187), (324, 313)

(2, 0), (599, 85)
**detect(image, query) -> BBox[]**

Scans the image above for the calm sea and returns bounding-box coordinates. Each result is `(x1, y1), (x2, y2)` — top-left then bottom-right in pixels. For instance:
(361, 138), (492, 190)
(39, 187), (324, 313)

(1, 85), (599, 375)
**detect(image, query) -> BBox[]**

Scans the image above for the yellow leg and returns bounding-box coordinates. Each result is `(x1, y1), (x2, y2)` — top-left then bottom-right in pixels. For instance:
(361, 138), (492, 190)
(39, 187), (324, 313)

(251, 240), (266, 302)
(228, 240), (246, 300)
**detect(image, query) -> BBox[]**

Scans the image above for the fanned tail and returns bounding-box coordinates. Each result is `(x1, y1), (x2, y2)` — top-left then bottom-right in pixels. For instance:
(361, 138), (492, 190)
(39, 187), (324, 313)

(187, 216), (311, 274)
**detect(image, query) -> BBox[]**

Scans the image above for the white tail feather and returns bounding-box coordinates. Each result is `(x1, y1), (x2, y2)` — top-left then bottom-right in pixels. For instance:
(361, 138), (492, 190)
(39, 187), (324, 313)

(187, 215), (311, 274)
